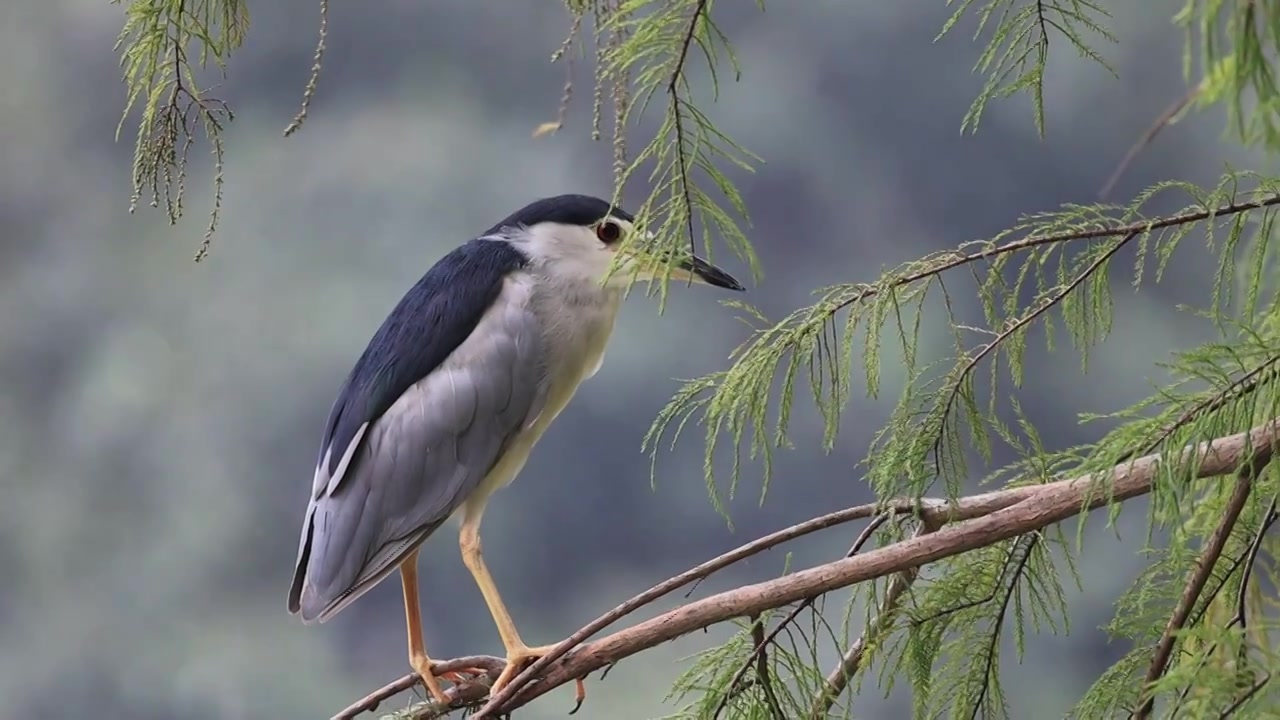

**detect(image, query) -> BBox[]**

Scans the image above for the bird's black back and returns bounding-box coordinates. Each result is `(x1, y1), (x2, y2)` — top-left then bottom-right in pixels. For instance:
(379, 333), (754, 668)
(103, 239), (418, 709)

(317, 238), (530, 478)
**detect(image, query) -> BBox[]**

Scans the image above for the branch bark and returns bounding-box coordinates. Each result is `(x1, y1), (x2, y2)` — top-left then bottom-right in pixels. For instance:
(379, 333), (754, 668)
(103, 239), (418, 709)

(345, 419), (1279, 719)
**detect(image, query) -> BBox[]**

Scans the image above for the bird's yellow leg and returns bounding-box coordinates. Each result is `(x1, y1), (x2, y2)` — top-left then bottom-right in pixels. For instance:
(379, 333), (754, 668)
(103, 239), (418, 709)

(459, 510), (580, 700)
(400, 550), (453, 705)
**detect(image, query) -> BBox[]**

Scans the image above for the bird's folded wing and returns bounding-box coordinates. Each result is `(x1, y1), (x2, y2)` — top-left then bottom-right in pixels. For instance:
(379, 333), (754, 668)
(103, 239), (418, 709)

(289, 273), (547, 622)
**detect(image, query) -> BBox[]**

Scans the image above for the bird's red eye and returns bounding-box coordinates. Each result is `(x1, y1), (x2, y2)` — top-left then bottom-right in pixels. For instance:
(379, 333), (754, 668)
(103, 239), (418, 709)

(596, 221), (622, 244)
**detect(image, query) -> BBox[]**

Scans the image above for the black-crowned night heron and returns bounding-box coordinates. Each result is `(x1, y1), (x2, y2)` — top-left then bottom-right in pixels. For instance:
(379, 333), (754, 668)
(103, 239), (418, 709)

(287, 194), (743, 703)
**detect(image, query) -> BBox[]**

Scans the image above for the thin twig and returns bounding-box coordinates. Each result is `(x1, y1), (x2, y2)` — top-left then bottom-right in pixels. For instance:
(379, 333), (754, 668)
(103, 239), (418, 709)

(904, 536), (1028, 627)
(1142, 355), (1280, 456)
(283, 0), (329, 137)
(1134, 447), (1273, 720)
(1235, 493), (1280, 631)
(968, 535), (1039, 720)
(1099, 85), (1202, 199)
(932, 231), (1138, 467)
(808, 521), (940, 718)
(668, 0), (710, 257)
(713, 515), (891, 718)
(830, 194), (1280, 318)
(747, 614), (786, 720)
(1216, 672), (1271, 719)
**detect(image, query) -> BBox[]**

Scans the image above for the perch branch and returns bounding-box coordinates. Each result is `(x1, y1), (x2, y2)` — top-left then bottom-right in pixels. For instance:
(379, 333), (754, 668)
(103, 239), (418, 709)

(342, 419), (1278, 719)
(331, 656), (503, 720)
(470, 419), (1280, 716)
(476, 488), (1055, 713)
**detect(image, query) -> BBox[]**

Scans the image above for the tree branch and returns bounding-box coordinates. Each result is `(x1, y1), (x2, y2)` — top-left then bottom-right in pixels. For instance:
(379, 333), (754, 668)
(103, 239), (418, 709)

(713, 513), (891, 718)
(808, 521), (939, 718)
(353, 420), (1279, 719)
(1099, 84), (1202, 199)
(1141, 353), (1280, 457)
(1134, 447), (1273, 720)
(968, 534), (1038, 719)
(424, 418), (1271, 717)
(667, 0), (709, 255)
(747, 613), (786, 720)
(472, 489), (1051, 715)
(932, 231), (1138, 465)
(331, 656), (502, 720)
(830, 193), (1280, 317)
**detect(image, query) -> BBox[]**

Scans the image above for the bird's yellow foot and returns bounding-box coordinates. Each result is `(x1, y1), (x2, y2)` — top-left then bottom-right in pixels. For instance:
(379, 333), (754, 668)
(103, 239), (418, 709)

(410, 654), (452, 706)
(490, 643), (555, 696)
(489, 644), (587, 708)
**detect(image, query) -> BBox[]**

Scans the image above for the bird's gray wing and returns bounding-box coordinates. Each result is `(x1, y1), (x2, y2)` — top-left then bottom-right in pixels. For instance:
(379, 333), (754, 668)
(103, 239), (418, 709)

(289, 274), (548, 623)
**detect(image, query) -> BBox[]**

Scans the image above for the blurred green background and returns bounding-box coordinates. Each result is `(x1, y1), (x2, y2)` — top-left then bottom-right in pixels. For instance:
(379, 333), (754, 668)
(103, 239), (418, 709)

(0, 2), (1262, 718)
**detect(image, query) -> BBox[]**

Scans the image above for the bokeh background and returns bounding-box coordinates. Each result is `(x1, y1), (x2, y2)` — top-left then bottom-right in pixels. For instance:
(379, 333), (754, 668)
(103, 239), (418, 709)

(0, 2), (1264, 719)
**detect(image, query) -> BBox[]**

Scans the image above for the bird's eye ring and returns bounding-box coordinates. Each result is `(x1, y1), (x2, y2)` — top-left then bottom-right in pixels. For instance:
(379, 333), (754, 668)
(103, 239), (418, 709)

(595, 220), (622, 244)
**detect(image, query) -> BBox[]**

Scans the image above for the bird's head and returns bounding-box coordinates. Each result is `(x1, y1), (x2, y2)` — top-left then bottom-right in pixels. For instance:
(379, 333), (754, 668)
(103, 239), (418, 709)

(489, 194), (744, 292)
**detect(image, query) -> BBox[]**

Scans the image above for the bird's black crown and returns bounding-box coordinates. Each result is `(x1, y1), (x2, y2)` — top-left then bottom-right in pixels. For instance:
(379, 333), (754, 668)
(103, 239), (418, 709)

(485, 194), (635, 235)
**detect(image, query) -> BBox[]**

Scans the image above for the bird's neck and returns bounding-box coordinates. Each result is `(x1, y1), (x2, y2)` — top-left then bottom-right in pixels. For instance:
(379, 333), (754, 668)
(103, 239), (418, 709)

(527, 272), (622, 401)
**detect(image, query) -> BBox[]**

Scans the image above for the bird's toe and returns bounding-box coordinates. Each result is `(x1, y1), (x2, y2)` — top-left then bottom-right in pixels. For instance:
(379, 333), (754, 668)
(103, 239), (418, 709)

(489, 644), (587, 708)
(410, 656), (453, 705)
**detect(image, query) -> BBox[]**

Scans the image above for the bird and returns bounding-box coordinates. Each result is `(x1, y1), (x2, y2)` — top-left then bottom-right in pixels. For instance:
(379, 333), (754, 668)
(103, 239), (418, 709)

(287, 193), (744, 704)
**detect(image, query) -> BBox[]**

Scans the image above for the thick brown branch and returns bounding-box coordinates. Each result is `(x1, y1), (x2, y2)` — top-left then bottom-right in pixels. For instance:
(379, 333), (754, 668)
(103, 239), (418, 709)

(351, 421), (1277, 719)
(472, 491), (1046, 715)
(460, 419), (1280, 717)
(1134, 447), (1272, 720)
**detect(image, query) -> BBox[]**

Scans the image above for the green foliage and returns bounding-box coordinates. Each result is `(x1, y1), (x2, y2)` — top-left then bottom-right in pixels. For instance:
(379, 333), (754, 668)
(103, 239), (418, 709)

(113, 0), (246, 260)
(936, 0), (1117, 136)
(113, 0), (1280, 717)
(631, 0), (1280, 717)
(595, 0), (765, 307)
(648, 173), (1280, 507)
(1179, 0), (1280, 149)
(1073, 471), (1280, 717)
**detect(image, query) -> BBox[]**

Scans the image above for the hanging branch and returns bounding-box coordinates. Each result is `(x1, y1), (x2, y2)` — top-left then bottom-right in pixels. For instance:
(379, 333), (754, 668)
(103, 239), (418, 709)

(1134, 447), (1274, 720)
(807, 521), (940, 718)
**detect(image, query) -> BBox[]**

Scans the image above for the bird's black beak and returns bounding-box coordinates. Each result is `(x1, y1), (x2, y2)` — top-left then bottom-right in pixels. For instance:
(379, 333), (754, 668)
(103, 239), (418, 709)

(679, 255), (745, 291)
